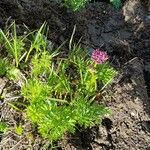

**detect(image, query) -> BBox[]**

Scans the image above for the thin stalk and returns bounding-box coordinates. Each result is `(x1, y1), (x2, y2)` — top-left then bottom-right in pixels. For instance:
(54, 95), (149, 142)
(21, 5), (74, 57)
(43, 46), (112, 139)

(0, 30), (13, 52)
(25, 23), (46, 62)
(13, 23), (18, 67)
(69, 25), (76, 50)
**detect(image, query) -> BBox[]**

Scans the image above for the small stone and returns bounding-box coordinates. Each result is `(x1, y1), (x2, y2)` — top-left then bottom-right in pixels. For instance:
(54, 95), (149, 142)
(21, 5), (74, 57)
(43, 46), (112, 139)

(145, 15), (150, 23)
(130, 112), (135, 117)
(0, 78), (6, 95)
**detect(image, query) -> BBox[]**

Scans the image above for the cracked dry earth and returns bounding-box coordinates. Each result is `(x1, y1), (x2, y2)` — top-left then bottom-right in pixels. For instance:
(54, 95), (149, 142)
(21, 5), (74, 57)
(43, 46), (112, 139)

(0, 0), (150, 149)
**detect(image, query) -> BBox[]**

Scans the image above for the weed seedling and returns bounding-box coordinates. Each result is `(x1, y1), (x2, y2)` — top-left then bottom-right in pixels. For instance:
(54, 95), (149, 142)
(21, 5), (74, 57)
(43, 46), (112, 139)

(0, 122), (8, 134)
(15, 125), (23, 135)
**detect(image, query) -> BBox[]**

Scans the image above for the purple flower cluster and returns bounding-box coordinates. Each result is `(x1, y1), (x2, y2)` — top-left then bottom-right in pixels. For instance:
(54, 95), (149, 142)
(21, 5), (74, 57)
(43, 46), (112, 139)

(91, 49), (108, 64)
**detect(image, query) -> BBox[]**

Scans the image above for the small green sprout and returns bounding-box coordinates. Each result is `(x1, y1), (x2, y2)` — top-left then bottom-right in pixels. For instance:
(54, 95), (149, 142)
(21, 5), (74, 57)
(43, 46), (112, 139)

(0, 121), (8, 133)
(15, 125), (23, 135)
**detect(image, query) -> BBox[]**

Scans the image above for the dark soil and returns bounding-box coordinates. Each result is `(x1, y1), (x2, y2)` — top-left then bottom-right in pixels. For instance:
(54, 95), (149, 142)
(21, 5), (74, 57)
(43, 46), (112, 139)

(0, 0), (150, 149)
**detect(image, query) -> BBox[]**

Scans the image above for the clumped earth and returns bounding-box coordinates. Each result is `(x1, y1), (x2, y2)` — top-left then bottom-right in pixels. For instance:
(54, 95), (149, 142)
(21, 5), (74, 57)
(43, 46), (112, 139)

(0, 0), (150, 149)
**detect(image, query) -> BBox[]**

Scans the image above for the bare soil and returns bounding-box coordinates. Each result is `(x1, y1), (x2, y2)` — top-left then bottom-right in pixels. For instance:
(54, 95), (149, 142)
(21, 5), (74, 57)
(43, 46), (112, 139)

(0, 0), (150, 149)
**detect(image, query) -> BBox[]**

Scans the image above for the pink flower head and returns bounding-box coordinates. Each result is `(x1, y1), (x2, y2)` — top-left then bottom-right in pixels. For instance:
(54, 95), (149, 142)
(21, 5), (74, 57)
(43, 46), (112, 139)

(91, 49), (109, 64)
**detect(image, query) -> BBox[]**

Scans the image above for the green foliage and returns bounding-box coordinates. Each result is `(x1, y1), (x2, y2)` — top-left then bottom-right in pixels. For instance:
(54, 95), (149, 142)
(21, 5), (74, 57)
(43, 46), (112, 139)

(6, 67), (22, 81)
(0, 58), (8, 76)
(31, 51), (58, 77)
(68, 46), (96, 95)
(0, 122), (8, 133)
(49, 60), (71, 94)
(27, 101), (76, 140)
(0, 22), (26, 67)
(63, 0), (89, 11)
(68, 46), (116, 95)
(26, 96), (109, 140)
(21, 45), (115, 141)
(0, 22), (48, 68)
(0, 57), (23, 81)
(96, 63), (117, 86)
(60, 0), (122, 11)
(72, 98), (110, 128)
(25, 23), (47, 62)
(32, 51), (51, 77)
(15, 125), (23, 135)
(21, 78), (51, 102)
(0, 22), (116, 142)
(110, 0), (122, 9)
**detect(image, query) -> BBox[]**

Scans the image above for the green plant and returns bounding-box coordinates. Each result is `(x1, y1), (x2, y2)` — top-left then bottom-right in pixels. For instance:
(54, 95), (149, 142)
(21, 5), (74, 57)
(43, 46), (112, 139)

(21, 78), (51, 102)
(0, 22), (26, 67)
(25, 23), (47, 62)
(110, 0), (122, 9)
(27, 100), (75, 140)
(61, 0), (121, 11)
(15, 125), (23, 135)
(68, 46), (96, 95)
(31, 51), (58, 77)
(0, 57), (23, 81)
(0, 20), (116, 145)
(0, 121), (8, 133)
(96, 63), (117, 88)
(71, 97), (109, 128)
(0, 58), (8, 76)
(49, 60), (71, 95)
(0, 22), (49, 67)
(63, 0), (89, 11)
(26, 95), (109, 140)
(21, 45), (115, 142)
(0, 21), (116, 143)
(6, 66), (22, 81)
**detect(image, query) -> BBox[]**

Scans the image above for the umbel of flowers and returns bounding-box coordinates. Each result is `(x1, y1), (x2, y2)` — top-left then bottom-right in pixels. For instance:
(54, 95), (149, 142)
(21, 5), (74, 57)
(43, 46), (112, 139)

(91, 49), (109, 64)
